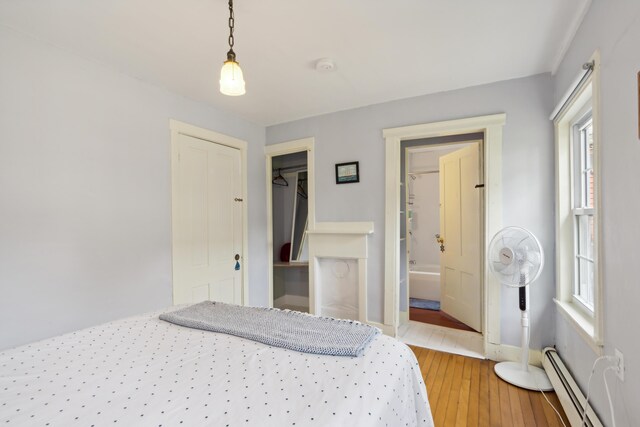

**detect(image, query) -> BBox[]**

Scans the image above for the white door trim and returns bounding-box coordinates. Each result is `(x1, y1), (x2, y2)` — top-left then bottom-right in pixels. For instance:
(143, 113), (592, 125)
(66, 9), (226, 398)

(169, 119), (249, 305)
(383, 114), (506, 351)
(265, 138), (315, 308)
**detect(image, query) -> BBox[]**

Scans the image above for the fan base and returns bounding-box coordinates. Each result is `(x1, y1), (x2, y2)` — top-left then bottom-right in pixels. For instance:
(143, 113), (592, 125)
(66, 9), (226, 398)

(494, 362), (553, 391)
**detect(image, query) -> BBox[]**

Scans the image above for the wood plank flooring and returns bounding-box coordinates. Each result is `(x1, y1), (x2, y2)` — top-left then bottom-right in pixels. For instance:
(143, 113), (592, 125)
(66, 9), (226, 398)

(409, 307), (477, 332)
(409, 345), (570, 427)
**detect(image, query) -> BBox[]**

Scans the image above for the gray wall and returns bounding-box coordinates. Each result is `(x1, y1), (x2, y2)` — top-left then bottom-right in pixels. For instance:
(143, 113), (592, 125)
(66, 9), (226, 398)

(0, 26), (267, 350)
(553, 1), (640, 425)
(267, 73), (556, 349)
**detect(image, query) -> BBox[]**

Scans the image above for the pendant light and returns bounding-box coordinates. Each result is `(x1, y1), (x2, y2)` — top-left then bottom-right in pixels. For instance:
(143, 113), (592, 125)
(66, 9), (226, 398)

(219, 0), (246, 96)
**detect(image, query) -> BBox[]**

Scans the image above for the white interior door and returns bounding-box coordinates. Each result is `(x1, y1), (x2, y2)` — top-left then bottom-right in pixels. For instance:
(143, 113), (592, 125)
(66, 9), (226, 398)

(172, 133), (243, 305)
(439, 143), (482, 332)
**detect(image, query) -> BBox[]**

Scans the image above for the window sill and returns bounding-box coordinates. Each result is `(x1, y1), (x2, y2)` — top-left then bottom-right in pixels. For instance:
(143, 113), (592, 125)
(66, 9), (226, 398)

(554, 299), (603, 355)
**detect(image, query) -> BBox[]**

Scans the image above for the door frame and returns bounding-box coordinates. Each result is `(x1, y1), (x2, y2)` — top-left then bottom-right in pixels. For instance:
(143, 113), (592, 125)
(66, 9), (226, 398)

(383, 114), (505, 354)
(169, 119), (249, 305)
(265, 137), (316, 308)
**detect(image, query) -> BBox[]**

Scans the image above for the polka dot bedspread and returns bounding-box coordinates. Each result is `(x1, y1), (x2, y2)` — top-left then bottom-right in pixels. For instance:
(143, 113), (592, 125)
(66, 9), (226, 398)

(0, 307), (433, 426)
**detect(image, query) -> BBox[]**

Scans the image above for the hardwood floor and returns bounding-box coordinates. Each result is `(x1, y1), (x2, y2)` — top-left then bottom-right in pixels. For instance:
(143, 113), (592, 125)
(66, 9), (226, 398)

(410, 346), (570, 426)
(409, 307), (477, 332)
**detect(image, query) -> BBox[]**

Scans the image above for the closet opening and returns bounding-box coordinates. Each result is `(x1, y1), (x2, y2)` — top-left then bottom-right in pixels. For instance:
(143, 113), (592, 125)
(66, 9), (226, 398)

(266, 138), (315, 314)
(271, 152), (309, 311)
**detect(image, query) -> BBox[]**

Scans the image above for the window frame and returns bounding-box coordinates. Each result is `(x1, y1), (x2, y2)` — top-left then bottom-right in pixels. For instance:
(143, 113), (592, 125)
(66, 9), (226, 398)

(571, 112), (595, 313)
(553, 51), (603, 354)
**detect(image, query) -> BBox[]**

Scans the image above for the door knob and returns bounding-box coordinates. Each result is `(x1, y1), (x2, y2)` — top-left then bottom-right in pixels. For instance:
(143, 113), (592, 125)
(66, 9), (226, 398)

(435, 234), (445, 252)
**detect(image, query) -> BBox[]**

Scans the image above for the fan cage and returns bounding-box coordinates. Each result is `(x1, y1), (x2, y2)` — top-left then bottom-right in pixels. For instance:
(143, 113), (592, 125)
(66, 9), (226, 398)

(488, 226), (544, 287)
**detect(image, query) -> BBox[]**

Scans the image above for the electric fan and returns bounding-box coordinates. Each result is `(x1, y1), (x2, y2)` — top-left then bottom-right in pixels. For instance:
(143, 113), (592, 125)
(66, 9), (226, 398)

(488, 226), (553, 391)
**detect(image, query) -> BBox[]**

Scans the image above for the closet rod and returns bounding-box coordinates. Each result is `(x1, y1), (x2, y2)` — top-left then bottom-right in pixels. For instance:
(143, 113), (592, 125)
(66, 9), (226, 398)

(273, 164), (307, 173)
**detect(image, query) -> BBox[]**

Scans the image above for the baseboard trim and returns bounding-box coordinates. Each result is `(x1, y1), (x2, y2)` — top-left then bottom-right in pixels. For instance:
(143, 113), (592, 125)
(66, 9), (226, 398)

(399, 310), (409, 325)
(485, 343), (543, 367)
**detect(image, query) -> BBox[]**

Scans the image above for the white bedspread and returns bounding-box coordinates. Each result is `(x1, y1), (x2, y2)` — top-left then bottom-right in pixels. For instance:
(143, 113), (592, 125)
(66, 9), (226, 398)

(0, 308), (433, 426)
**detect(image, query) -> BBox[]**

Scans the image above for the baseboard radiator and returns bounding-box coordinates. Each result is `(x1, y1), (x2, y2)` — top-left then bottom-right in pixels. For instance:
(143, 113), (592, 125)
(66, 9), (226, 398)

(542, 347), (603, 427)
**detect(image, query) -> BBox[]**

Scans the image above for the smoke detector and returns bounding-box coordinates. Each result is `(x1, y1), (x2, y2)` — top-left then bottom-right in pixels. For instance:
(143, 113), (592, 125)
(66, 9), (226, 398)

(315, 58), (336, 73)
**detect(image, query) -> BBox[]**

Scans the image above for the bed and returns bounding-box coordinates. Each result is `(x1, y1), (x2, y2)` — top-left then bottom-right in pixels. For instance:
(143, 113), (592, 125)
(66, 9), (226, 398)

(0, 306), (433, 426)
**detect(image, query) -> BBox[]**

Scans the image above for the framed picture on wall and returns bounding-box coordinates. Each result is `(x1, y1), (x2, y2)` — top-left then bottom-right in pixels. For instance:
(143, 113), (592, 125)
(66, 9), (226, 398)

(335, 161), (359, 184)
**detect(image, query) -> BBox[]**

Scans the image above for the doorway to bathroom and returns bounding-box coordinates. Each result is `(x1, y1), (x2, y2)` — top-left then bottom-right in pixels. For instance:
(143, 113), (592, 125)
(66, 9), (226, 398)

(401, 134), (484, 335)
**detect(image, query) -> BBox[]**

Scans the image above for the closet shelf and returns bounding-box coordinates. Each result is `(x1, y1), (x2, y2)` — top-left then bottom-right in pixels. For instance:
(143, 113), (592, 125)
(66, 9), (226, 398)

(274, 261), (309, 268)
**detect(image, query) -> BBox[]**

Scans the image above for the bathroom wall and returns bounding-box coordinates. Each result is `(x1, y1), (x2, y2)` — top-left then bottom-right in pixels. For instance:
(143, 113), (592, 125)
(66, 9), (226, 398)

(407, 147), (462, 269)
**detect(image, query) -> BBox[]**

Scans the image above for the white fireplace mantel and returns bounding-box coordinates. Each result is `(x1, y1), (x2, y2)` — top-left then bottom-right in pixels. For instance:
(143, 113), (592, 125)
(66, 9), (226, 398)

(307, 221), (374, 324)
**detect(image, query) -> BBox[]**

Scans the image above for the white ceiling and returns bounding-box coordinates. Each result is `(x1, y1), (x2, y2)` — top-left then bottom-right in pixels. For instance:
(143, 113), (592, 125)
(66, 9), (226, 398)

(0, 0), (590, 126)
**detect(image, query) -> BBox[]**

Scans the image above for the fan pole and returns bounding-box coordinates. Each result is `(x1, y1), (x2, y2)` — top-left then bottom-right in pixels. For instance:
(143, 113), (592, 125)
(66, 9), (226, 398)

(520, 285), (530, 372)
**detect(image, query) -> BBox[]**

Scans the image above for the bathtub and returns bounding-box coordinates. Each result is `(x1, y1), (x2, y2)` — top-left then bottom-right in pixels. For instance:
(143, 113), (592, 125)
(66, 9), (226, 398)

(409, 264), (441, 301)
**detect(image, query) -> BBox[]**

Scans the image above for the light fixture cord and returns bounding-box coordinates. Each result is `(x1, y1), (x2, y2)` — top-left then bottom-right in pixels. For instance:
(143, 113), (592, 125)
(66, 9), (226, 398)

(227, 0), (235, 59)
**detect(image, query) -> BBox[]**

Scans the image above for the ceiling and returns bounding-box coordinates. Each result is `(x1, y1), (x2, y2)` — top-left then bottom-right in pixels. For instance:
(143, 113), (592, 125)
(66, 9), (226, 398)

(0, 0), (590, 126)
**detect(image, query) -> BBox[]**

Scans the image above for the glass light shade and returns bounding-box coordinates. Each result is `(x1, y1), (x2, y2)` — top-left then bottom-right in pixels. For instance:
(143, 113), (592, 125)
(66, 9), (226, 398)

(219, 60), (246, 96)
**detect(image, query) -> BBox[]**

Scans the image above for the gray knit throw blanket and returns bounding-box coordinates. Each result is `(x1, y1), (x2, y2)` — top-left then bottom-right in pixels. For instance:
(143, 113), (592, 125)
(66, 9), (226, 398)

(159, 301), (380, 357)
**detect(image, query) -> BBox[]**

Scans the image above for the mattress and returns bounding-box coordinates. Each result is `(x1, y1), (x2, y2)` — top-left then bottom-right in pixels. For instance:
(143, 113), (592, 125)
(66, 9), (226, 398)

(0, 307), (433, 426)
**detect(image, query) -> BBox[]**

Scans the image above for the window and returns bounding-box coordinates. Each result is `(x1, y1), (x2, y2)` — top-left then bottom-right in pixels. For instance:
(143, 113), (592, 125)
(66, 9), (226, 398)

(572, 115), (595, 312)
(553, 52), (602, 352)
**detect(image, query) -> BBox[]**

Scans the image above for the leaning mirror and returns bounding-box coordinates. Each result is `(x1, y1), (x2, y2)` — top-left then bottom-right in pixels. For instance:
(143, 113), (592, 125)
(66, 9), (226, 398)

(290, 171), (308, 262)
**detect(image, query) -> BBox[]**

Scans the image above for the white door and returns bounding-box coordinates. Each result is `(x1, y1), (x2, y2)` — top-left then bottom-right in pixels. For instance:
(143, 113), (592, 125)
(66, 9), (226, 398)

(439, 143), (482, 332)
(172, 133), (243, 305)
